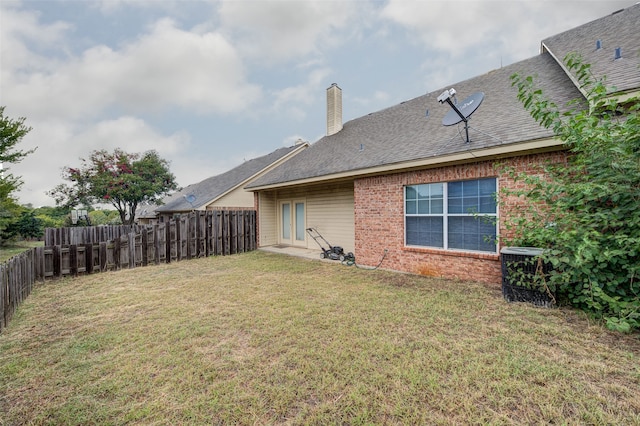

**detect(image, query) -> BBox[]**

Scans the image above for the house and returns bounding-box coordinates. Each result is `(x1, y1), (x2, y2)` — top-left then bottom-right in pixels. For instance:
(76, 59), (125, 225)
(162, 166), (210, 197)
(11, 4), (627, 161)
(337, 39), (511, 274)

(246, 4), (640, 284)
(151, 142), (308, 223)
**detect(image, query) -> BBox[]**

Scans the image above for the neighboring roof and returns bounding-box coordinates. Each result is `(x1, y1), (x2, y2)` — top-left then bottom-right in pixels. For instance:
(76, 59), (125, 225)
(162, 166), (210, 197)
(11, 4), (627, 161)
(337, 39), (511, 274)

(247, 53), (582, 189)
(247, 4), (638, 191)
(157, 144), (307, 212)
(136, 204), (158, 219)
(541, 3), (640, 97)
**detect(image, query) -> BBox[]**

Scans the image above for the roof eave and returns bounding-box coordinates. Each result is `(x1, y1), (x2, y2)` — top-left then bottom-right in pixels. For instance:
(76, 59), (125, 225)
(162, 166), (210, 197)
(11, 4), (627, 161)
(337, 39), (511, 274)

(247, 137), (564, 191)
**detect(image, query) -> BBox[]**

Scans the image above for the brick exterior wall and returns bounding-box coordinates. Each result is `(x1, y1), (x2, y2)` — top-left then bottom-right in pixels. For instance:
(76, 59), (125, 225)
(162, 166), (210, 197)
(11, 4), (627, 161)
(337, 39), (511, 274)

(354, 152), (567, 285)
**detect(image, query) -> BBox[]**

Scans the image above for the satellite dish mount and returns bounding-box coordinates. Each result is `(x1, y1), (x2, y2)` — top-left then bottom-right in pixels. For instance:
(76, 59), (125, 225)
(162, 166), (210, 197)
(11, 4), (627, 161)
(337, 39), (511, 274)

(438, 89), (484, 143)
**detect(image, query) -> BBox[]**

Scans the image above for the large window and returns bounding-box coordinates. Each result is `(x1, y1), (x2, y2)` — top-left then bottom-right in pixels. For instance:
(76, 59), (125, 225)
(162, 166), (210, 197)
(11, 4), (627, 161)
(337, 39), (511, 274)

(405, 178), (497, 253)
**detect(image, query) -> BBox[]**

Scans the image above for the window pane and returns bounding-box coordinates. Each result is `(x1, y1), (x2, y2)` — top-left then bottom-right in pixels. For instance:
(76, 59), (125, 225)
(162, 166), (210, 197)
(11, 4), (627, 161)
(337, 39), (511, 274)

(448, 181), (462, 198)
(417, 185), (430, 199)
(479, 178), (496, 196)
(449, 197), (463, 214)
(431, 198), (443, 214)
(418, 200), (429, 214)
(295, 203), (305, 241)
(448, 216), (496, 252)
(462, 180), (478, 197)
(406, 186), (416, 200)
(479, 196), (496, 213)
(406, 200), (417, 215)
(281, 203), (290, 240)
(406, 217), (443, 248)
(463, 199), (479, 214)
(406, 183), (444, 215)
(448, 178), (496, 215)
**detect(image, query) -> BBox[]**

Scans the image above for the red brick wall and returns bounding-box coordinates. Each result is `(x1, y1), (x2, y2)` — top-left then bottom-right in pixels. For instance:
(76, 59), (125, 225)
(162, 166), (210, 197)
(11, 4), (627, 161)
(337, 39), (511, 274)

(354, 152), (567, 285)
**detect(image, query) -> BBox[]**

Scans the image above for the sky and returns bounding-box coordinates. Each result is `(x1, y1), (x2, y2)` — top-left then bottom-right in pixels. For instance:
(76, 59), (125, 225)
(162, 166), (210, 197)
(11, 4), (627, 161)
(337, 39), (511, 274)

(1, 0), (635, 208)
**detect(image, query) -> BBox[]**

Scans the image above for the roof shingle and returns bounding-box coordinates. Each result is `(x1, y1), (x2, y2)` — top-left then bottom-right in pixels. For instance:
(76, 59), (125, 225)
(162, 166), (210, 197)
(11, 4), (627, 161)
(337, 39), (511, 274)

(157, 145), (305, 212)
(542, 4), (640, 95)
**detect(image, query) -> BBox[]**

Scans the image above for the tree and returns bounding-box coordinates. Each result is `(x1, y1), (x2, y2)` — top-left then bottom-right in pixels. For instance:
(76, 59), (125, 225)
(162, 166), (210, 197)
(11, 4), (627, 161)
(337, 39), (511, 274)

(32, 205), (71, 229)
(0, 107), (36, 245)
(7, 210), (44, 240)
(506, 54), (640, 332)
(49, 149), (177, 225)
(88, 209), (122, 225)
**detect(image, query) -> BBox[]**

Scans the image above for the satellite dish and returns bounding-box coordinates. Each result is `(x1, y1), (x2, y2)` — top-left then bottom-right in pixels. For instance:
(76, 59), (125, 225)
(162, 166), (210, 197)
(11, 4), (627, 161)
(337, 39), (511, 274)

(436, 89), (485, 143)
(184, 194), (196, 206)
(442, 92), (484, 126)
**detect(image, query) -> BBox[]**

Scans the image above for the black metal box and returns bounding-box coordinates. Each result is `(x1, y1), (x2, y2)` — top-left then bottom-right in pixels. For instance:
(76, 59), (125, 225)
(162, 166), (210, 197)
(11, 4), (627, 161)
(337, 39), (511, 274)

(501, 247), (555, 307)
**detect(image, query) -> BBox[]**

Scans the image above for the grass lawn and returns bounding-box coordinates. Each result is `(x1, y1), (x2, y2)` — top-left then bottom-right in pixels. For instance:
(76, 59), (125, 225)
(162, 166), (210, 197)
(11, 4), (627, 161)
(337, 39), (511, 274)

(1, 251), (639, 425)
(0, 240), (44, 263)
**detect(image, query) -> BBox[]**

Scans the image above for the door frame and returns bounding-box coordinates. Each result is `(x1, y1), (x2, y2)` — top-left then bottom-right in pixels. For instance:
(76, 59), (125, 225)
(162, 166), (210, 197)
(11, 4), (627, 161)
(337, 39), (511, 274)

(278, 199), (306, 247)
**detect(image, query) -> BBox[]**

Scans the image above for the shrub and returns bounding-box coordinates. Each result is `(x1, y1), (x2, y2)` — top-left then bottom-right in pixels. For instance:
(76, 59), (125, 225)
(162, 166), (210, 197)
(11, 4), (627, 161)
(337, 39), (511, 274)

(505, 54), (640, 332)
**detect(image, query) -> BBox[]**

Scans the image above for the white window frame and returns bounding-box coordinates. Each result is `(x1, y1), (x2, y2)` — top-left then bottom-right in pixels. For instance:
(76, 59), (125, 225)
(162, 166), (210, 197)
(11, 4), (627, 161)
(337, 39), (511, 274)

(404, 178), (498, 253)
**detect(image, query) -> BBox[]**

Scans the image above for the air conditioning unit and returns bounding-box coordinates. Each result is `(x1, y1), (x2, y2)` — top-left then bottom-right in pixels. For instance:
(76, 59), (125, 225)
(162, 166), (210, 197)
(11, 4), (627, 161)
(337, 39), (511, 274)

(501, 247), (555, 307)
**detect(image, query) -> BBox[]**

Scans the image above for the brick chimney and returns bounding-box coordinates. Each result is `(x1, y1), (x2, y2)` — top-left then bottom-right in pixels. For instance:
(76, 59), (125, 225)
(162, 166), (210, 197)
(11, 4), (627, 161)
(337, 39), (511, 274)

(326, 83), (343, 136)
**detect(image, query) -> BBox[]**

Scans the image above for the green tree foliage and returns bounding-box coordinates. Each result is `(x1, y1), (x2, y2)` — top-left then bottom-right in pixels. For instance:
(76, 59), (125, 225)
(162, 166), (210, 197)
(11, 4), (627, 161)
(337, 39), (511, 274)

(49, 148), (177, 225)
(506, 54), (640, 332)
(0, 107), (36, 245)
(32, 205), (70, 229)
(7, 210), (44, 240)
(88, 209), (122, 225)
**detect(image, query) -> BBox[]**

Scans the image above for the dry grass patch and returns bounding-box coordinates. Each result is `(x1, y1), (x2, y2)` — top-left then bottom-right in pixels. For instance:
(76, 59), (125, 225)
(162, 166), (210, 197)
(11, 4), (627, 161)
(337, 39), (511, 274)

(0, 241), (43, 262)
(1, 251), (639, 425)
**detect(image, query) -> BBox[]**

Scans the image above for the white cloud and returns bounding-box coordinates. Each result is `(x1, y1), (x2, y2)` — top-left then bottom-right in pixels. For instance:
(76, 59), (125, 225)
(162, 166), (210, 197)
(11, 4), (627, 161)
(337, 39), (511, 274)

(381, 0), (633, 60)
(112, 18), (262, 113)
(270, 67), (332, 119)
(0, 5), (71, 83)
(218, 0), (357, 63)
(94, 0), (186, 14)
(2, 16), (262, 121)
(72, 116), (189, 155)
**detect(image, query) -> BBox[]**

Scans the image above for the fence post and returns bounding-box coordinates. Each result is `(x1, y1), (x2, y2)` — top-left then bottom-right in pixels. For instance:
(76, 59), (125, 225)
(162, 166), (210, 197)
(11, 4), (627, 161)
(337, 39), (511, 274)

(69, 245), (78, 277)
(128, 232), (135, 269)
(165, 221), (172, 264)
(141, 229), (148, 267)
(114, 238), (121, 270)
(84, 244), (93, 274)
(52, 245), (61, 278)
(186, 214), (192, 260)
(204, 211), (211, 257)
(153, 225), (161, 265)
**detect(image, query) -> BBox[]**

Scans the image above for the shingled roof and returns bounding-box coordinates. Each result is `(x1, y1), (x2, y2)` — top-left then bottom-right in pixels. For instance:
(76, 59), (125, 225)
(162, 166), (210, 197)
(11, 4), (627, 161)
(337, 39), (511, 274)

(157, 144), (307, 212)
(247, 53), (581, 189)
(542, 3), (640, 97)
(247, 4), (638, 190)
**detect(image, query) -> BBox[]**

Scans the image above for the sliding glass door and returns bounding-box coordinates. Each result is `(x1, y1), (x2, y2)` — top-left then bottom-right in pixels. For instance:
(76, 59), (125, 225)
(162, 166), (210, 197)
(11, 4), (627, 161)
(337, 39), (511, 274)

(279, 200), (306, 246)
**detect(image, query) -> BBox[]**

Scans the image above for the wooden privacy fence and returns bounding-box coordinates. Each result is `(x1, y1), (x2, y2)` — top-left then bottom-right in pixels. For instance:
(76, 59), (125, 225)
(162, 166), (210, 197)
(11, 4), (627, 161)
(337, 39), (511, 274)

(1, 210), (256, 333)
(44, 224), (150, 246)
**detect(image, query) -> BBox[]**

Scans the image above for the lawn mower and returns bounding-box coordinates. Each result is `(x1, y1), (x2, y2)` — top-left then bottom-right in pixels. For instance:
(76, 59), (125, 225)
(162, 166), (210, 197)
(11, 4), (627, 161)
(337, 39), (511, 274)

(306, 227), (355, 262)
